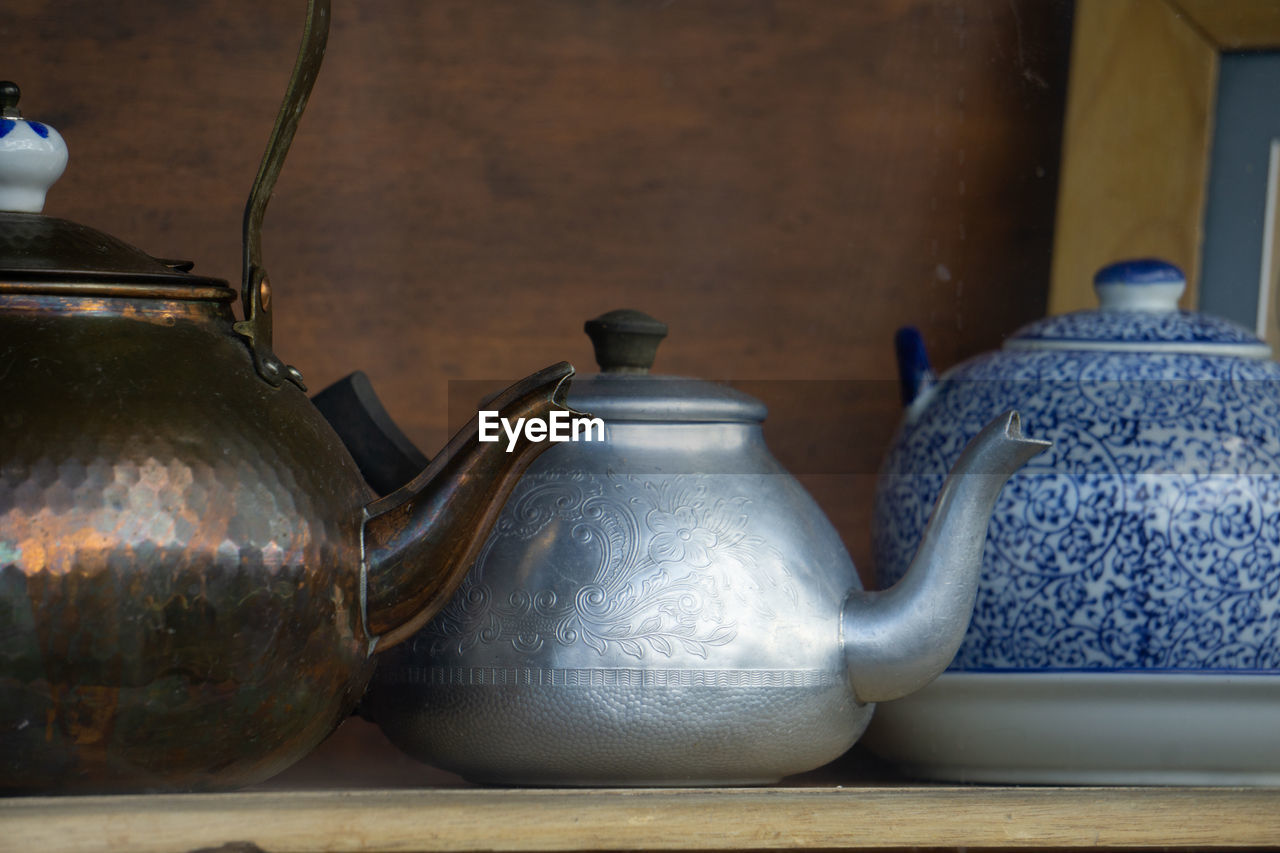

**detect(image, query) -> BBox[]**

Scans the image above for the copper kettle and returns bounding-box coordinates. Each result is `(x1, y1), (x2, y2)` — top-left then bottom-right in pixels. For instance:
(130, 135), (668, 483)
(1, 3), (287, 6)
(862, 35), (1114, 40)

(0, 1), (572, 792)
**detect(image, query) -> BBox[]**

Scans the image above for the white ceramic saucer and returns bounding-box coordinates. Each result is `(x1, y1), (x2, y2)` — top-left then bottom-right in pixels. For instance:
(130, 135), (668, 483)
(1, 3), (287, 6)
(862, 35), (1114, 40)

(863, 671), (1280, 785)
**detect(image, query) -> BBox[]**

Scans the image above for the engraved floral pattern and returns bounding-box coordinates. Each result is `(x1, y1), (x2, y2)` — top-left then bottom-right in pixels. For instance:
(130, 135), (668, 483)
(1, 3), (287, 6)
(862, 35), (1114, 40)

(647, 507), (717, 567)
(875, 349), (1280, 671)
(419, 472), (797, 661)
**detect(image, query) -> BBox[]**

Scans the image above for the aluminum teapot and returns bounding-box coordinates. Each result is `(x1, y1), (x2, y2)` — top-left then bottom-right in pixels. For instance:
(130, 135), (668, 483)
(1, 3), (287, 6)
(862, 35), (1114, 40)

(325, 310), (1049, 785)
(0, 3), (574, 793)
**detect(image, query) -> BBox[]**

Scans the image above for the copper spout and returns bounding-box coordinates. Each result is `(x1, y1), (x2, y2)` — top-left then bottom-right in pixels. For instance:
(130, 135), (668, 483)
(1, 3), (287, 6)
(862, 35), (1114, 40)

(360, 361), (576, 651)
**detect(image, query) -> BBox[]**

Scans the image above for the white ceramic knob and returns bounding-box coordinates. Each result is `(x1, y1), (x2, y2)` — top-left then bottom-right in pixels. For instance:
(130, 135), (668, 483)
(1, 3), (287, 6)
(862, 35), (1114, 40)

(0, 82), (68, 214)
(1094, 258), (1185, 313)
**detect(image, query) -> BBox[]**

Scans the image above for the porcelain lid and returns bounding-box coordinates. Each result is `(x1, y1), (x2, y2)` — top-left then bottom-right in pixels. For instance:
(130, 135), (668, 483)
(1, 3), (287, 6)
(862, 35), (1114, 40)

(0, 82), (229, 291)
(1004, 259), (1271, 359)
(568, 309), (767, 423)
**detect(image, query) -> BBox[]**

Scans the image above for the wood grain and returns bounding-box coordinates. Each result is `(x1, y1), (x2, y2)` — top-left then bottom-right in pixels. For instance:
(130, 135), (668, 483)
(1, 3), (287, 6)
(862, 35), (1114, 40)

(1049, 0), (1216, 315)
(1173, 0), (1280, 49)
(4, 786), (1280, 851)
(5, 0), (1071, 578)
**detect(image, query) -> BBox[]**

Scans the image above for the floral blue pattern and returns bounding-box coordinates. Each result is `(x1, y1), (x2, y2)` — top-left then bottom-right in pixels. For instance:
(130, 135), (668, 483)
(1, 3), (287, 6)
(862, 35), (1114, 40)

(1008, 309), (1262, 346)
(875, 349), (1280, 671)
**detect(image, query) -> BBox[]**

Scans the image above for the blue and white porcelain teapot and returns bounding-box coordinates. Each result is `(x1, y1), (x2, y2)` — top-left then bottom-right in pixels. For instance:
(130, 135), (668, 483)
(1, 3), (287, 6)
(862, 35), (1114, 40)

(875, 258), (1280, 672)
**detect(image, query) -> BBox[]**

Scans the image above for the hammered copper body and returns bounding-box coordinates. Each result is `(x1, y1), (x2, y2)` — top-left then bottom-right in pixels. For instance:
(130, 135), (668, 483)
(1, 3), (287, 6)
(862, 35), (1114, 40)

(1, 290), (373, 792)
(0, 1), (577, 792)
(0, 261), (576, 792)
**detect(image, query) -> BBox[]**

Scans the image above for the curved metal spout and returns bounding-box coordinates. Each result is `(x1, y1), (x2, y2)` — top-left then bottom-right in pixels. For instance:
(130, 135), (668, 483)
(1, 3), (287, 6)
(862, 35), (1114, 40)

(360, 362), (577, 652)
(842, 411), (1049, 704)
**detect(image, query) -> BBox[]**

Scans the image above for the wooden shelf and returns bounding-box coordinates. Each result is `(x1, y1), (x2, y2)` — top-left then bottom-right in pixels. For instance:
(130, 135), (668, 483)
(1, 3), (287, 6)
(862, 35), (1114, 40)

(5, 785), (1280, 852)
(6, 724), (1277, 851)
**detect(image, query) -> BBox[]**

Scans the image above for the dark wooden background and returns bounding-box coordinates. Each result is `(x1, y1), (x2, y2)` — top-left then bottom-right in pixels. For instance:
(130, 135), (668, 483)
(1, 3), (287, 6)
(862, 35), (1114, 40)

(6, 0), (1073, 782)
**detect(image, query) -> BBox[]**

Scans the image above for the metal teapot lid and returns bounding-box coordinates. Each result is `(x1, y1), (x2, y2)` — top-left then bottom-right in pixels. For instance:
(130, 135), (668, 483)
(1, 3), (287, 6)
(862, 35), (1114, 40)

(569, 309), (768, 423)
(0, 82), (230, 293)
(1003, 259), (1271, 359)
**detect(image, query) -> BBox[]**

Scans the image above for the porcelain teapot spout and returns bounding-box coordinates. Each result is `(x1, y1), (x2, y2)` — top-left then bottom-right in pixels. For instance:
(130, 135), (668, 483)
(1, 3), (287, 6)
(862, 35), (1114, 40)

(843, 411), (1049, 703)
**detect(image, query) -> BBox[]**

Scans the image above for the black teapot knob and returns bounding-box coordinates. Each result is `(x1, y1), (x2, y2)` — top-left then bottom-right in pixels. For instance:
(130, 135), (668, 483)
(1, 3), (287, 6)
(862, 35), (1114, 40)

(584, 309), (668, 374)
(0, 82), (20, 117)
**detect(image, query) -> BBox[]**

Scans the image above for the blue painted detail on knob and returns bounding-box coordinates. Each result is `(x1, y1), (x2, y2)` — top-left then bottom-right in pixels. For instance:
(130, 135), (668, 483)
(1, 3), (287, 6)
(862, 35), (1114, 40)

(27, 121), (49, 139)
(0, 119), (13, 139)
(1094, 258), (1185, 287)
(1004, 256), (1260, 349)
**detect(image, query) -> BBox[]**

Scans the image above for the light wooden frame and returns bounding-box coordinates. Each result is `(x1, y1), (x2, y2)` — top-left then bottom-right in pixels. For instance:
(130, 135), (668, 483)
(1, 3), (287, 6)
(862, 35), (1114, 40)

(1049, 0), (1280, 315)
(7, 787), (1280, 851)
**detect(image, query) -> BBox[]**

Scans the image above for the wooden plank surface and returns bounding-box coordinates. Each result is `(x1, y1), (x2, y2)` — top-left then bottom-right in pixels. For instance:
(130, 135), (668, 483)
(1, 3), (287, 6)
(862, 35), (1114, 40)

(1049, 0), (1217, 315)
(4, 787), (1280, 852)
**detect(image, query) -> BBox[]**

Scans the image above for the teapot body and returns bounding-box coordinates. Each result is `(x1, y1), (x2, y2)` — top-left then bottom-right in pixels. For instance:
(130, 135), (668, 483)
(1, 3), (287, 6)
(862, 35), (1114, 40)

(0, 293), (375, 792)
(0, 13), (584, 790)
(347, 310), (1046, 786)
(365, 418), (869, 785)
(876, 345), (1280, 671)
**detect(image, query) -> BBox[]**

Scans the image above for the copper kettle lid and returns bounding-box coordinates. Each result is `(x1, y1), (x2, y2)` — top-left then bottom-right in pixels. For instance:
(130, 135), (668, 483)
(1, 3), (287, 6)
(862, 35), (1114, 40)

(0, 82), (230, 293)
(0, 212), (230, 290)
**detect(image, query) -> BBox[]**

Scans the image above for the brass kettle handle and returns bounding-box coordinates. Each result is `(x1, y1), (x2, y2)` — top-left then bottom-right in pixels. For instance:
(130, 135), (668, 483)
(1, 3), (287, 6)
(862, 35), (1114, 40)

(234, 0), (330, 390)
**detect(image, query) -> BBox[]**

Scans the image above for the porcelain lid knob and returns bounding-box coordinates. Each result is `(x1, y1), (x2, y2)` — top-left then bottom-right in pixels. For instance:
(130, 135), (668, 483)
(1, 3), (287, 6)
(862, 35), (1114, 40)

(0, 82), (68, 214)
(1094, 258), (1185, 313)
